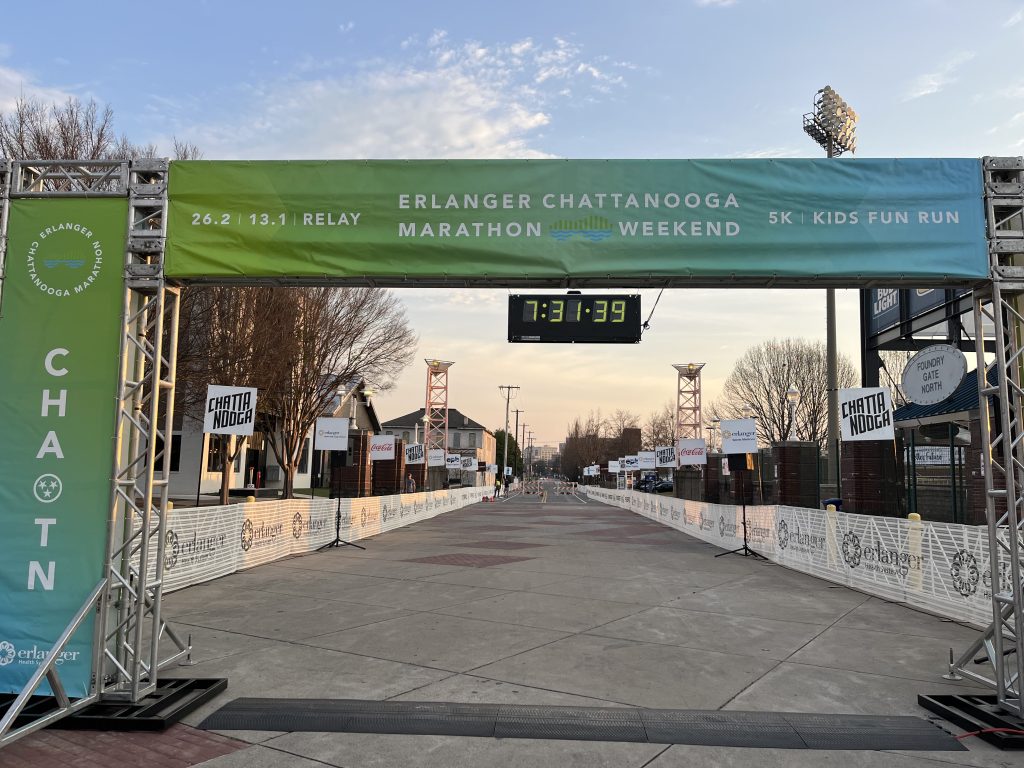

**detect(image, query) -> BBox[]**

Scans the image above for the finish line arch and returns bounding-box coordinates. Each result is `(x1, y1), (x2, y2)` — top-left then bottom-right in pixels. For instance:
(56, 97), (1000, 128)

(0, 156), (1021, 742)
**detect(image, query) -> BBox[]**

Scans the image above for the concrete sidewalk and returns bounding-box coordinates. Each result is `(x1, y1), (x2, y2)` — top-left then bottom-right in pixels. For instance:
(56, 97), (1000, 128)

(41, 485), (1021, 766)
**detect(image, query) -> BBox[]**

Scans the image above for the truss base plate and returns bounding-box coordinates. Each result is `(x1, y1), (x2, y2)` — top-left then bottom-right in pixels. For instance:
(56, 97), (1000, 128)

(919, 693), (1024, 750)
(1, 678), (227, 733)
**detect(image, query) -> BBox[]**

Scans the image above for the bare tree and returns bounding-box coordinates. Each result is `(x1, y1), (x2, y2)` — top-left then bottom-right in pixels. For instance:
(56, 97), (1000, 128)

(642, 402), (676, 449)
(0, 97), (118, 159)
(602, 408), (640, 458)
(717, 338), (857, 447)
(175, 286), (287, 503)
(0, 95), (200, 162)
(258, 287), (416, 498)
(879, 350), (913, 406)
(562, 410), (604, 480)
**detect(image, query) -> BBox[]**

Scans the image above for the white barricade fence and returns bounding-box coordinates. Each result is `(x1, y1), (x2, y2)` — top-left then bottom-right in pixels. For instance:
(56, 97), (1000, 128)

(522, 479), (542, 494)
(583, 487), (1003, 628)
(152, 487), (490, 593)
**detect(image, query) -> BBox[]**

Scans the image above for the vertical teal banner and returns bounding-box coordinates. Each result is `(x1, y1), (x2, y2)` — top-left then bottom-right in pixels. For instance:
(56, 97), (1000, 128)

(0, 198), (126, 697)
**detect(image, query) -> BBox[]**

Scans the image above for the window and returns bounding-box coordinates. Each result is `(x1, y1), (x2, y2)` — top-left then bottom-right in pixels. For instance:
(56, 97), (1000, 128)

(469, 432), (477, 448)
(206, 435), (226, 472)
(154, 434), (182, 472)
(298, 438), (311, 474)
(452, 432), (461, 448)
(386, 430), (394, 436)
(402, 431), (410, 441)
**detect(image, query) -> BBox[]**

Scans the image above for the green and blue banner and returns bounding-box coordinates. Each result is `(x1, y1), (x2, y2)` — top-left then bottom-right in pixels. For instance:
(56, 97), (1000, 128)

(0, 198), (125, 697)
(165, 158), (987, 284)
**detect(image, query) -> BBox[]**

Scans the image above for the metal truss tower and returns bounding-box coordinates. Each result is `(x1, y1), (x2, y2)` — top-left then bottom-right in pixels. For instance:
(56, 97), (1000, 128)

(424, 359), (453, 458)
(0, 160), (187, 745)
(672, 363), (705, 441)
(951, 157), (1024, 716)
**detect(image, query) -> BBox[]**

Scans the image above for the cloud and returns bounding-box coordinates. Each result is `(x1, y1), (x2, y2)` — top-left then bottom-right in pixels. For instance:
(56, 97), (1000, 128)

(339, 21), (355, 33)
(695, 0), (737, 6)
(0, 63), (75, 113)
(903, 51), (975, 101)
(150, 34), (629, 160)
(728, 147), (802, 159)
(1005, 7), (1024, 27)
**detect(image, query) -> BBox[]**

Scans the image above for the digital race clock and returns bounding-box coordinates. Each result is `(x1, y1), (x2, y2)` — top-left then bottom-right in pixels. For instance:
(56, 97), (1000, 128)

(507, 294), (642, 343)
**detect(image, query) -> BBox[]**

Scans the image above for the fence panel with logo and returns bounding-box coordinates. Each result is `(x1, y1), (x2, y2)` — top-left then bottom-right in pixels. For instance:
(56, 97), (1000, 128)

(156, 487), (489, 592)
(583, 487), (998, 628)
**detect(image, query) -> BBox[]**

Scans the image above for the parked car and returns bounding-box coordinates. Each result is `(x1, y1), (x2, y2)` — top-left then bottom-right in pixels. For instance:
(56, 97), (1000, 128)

(653, 480), (674, 493)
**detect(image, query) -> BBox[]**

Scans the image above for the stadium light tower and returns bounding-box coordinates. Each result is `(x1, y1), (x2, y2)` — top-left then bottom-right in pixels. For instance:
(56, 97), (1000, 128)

(802, 85), (858, 158)
(803, 85), (858, 493)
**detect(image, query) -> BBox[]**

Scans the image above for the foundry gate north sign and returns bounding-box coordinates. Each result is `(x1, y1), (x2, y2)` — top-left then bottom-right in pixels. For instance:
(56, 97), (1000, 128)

(0, 157), (991, 700)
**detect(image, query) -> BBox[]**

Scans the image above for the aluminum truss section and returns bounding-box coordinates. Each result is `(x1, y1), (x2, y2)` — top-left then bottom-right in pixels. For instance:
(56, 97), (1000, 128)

(952, 157), (1024, 716)
(0, 580), (106, 745)
(12, 159), (128, 196)
(94, 159), (189, 703)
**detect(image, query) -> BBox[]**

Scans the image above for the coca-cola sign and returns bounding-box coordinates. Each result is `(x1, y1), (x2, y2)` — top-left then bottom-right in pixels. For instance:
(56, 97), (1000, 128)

(676, 438), (707, 466)
(370, 435), (396, 460)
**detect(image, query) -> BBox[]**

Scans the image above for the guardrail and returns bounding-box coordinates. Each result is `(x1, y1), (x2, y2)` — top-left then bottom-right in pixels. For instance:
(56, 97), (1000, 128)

(583, 487), (999, 629)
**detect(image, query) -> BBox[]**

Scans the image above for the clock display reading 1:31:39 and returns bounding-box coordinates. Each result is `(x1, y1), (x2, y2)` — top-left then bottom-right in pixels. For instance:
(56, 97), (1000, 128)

(522, 297), (628, 323)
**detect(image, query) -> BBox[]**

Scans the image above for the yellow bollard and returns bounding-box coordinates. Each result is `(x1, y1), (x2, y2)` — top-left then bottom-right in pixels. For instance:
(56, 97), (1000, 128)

(825, 505), (839, 569)
(907, 511), (923, 592)
(246, 495), (256, 504)
(166, 501), (173, 511)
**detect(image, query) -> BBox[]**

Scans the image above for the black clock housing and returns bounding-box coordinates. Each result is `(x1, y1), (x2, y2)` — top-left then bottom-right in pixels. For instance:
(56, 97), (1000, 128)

(508, 294), (641, 343)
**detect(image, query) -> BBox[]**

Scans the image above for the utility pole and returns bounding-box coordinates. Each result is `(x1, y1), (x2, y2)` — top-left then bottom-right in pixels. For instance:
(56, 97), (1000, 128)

(512, 408), (524, 477)
(520, 423), (528, 477)
(498, 385), (519, 483)
(527, 431), (536, 478)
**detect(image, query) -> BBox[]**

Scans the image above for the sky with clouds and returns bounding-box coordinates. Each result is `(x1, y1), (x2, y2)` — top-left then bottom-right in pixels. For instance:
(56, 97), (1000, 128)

(1, 0), (1020, 447)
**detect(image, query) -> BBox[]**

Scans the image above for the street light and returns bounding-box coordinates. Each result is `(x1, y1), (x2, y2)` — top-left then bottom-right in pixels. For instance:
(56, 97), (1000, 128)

(414, 413), (430, 444)
(741, 403), (753, 420)
(786, 385), (801, 441)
